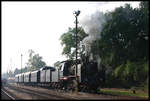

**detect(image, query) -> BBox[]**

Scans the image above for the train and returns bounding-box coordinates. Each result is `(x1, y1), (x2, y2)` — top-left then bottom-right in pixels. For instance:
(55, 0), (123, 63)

(15, 56), (105, 92)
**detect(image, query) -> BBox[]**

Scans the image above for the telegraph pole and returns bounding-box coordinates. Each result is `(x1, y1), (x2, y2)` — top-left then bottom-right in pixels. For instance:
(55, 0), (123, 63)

(21, 54), (22, 73)
(21, 54), (23, 83)
(10, 58), (12, 77)
(10, 58), (12, 72)
(73, 10), (80, 94)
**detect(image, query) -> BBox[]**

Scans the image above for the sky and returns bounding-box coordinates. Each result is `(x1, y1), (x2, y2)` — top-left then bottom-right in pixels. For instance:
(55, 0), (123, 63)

(2, 1), (140, 74)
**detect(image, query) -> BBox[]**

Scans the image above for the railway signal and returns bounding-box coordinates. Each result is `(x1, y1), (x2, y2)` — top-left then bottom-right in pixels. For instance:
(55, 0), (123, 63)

(73, 10), (80, 94)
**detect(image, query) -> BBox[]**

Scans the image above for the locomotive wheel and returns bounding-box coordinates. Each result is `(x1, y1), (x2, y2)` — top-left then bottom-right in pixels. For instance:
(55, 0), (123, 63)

(81, 86), (86, 92)
(62, 79), (76, 92)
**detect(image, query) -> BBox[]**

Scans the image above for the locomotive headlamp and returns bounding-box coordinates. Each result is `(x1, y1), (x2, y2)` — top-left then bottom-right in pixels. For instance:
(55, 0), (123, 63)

(63, 77), (68, 80)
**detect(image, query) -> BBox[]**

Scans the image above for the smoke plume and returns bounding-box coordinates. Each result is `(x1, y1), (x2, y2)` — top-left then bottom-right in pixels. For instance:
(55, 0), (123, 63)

(80, 11), (106, 70)
(80, 11), (106, 56)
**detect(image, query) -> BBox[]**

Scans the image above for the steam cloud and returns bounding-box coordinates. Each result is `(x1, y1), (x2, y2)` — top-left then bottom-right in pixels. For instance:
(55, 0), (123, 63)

(80, 11), (106, 57)
(80, 11), (107, 70)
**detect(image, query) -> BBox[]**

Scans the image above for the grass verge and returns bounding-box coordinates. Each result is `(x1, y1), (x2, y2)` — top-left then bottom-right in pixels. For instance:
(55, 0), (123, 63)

(99, 88), (149, 99)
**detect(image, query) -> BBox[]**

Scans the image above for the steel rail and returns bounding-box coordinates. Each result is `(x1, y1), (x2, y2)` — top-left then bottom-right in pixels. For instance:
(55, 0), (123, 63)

(1, 89), (15, 100)
(9, 85), (71, 99)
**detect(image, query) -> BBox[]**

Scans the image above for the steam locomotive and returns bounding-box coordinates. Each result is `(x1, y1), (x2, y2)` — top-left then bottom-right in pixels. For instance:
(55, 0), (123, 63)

(15, 55), (104, 92)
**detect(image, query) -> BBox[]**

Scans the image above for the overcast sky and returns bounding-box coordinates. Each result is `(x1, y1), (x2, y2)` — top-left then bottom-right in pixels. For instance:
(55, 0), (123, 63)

(2, 1), (140, 74)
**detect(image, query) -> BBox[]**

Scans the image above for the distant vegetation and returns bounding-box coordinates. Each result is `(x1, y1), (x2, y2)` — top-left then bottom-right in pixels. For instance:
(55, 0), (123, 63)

(2, 49), (46, 78)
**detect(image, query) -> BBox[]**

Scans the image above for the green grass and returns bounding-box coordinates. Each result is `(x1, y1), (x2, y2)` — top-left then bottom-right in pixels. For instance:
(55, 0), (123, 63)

(99, 88), (149, 99)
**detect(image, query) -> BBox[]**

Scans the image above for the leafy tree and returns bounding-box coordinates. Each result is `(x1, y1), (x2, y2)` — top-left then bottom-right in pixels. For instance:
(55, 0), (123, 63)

(23, 67), (28, 73)
(2, 70), (15, 78)
(91, 2), (149, 88)
(113, 60), (149, 87)
(14, 68), (20, 75)
(92, 2), (148, 66)
(26, 49), (46, 71)
(60, 27), (87, 59)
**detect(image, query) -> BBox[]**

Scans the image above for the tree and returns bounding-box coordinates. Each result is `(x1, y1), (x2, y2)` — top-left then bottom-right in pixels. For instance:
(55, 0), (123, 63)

(14, 68), (20, 75)
(90, 2), (149, 87)
(60, 27), (87, 59)
(91, 2), (149, 67)
(26, 49), (46, 71)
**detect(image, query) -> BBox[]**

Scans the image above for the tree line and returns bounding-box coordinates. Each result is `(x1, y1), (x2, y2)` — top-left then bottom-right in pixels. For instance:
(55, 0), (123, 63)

(3, 49), (46, 78)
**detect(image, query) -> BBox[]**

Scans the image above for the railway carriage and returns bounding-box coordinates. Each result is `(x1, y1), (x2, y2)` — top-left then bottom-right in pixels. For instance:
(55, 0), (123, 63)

(45, 67), (55, 83)
(40, 69), (46, 83)
(18, 73), (24, 83)
(40, 66), (56, 86)
(15, 74), (19, 83)
(45, 69), (51, 82)
(30, 70), (40, 85)
(51, 69), (59, 82)
(24, 72), (31, 84)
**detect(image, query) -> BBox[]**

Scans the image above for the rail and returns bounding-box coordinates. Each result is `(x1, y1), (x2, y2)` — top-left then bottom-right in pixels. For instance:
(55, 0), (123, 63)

(1, 89), (15, 100)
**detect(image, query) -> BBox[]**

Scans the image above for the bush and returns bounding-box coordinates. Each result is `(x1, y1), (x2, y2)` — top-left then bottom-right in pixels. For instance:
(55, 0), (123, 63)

(109, 60), (149, 88)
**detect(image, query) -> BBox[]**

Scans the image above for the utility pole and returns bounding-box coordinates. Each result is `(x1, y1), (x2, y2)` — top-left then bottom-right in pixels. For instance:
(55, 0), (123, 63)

(21, 54), (22, 74)
(73, 10), (80, 94)
(10, 58), (12, 72)
(21, 54), (23, 83)
(10, 58), (12, 77)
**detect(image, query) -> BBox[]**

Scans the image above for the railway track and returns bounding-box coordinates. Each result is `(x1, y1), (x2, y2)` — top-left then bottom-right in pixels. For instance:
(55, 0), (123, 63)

(4, 83), (146, 100)
(4, 84), (73, 100)
(4, 84), (113, 100)
(1, 89), (16, 100)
